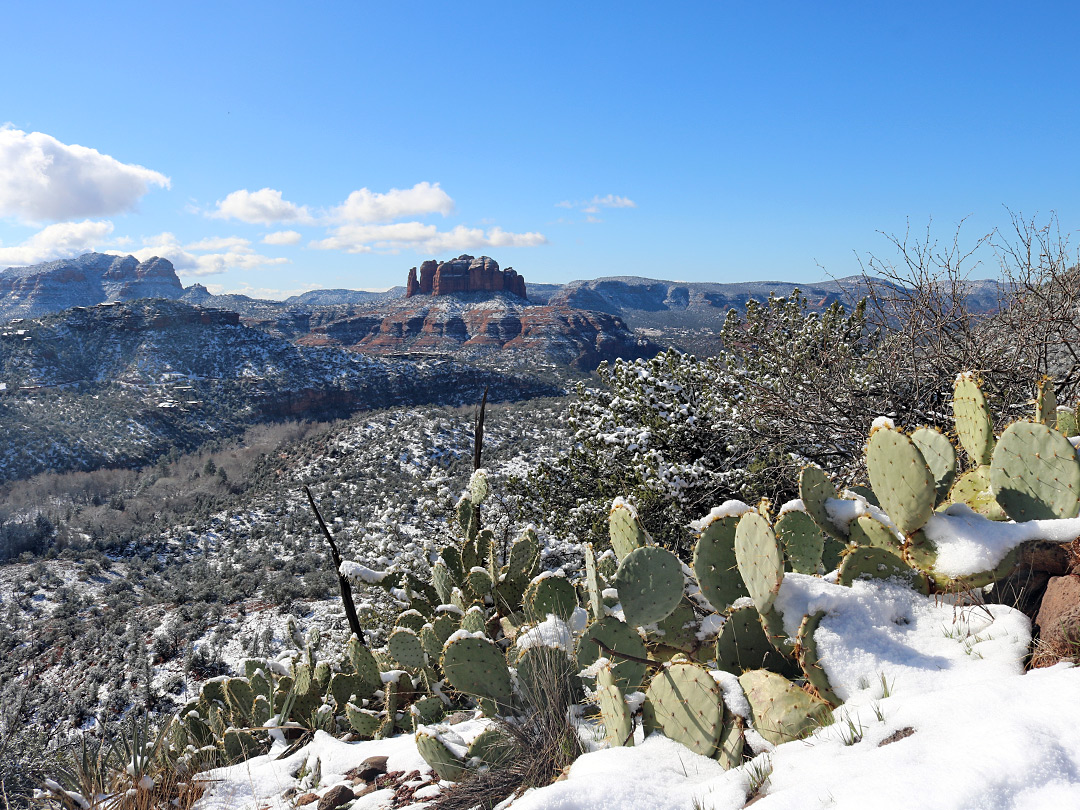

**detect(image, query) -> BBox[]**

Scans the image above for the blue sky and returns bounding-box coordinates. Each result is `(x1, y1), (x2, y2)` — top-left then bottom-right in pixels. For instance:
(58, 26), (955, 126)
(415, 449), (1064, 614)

(2, 2), (1078, 297)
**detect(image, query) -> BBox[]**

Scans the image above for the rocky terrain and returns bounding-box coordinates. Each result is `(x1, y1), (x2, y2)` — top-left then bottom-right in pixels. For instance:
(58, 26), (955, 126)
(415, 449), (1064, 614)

(0, 299), (562, 482)
(405, 254), (527, 298)
(0, 253), (184, 320)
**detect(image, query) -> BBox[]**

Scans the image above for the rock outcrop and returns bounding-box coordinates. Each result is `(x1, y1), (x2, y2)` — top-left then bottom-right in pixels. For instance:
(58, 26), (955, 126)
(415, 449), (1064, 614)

(0, 253), (184, 322)
(405, 255), (526, 299)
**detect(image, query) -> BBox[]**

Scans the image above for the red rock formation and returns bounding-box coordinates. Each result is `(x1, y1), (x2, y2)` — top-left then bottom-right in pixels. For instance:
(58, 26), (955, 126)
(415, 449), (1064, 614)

(404, 255), (527, 299)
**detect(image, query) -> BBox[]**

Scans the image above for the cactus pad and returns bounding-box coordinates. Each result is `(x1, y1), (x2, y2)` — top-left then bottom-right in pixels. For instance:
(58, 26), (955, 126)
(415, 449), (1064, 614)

(596, 664), (633, 747)
(416, 730), (467, 781)
(950, 466), (1007, 520)
(734, 512), (784, 615)
(508, 528), (540, 581)
(577, 616), (648, 692)
(389, 628), (427, 672)
(715, 715), (744, 770)
(584, 543), (604, 619)
(838, 545), (928, 594)
(954, 374), (995, 466)
(653, 601), (700, 653)
(910, 426), (957, 504)
(643, 661), (724, 757)
(329, 672), (365, 708)
(847, 514), (902, 553)
(609, 499), (649, 560)
(776, 510), (825, 574)
(797, 611), (840, 706)
(442, 635), (513, 708)
(1035, 378), (1057, 426)
(525, 575), (578, 621)
(466, 726), (516, 767)
(867, 426), (936, 535)
(800, 465), (845, 540)
(715, 605), (799, 678)
(347, 637), (382, 698)
(990, 420), (1080, 520)
(738, 669), (832, 746)
(1057, 408), (1078, 438)
(614, 546), (684, 627)
(461, 606), (487, 635)
(469, 468), (490, 504)
(395, 609), (427, 633)
(692, 514), (748, 611)
(465, 567), (494, 599)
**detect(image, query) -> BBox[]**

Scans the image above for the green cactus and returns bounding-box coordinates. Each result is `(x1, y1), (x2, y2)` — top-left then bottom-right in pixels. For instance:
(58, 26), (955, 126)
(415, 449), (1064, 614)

(441, 634), (513, 709)
(577, 616), (648, 692)
(866, 426), (936, 536)
(507, 527), (540, 582)
(396, 609), (427, 633)
(1057, 408), (1078, 438)
(524, 575), (578, 621)
(910, 426), (957, 504)
(466, 726), (517, 767)
(796, 611), (840, 706)
(469, 468), (490, 504)
(596, 663), (633, 747)
(800, 465), (845, 540)
(691, 514), (748, 611)
(990, 420), (1080, 520)
(223, 678), (254, 725)
(416, 730), (468, 781)
(847, 514), (902, 553)
(614, 546), (684, 627)
(222, 729), (260, 763)
(461, 605), (487, 635)
(465, 567), (494, 600)
(584, 543), (604, 620)
(346, 635), (382, 698)
(838, 545), (928, 594)
(738, 669), (831, 747)
(734, 512), (784, 616)
(1035, 378), (1057, 426)
(652, 601), (700, 654)
(388, 628), (427, 672)
(346, 704), (381, 738)
(776, 510), (825, 575)
(609, 499), (649, 560)
(714, 605), (799, 679)
(954, 374), (996, 466)
(642, 660), (724, 757)
(949, 466), (1007, 520)
(715, 716), (744, 770)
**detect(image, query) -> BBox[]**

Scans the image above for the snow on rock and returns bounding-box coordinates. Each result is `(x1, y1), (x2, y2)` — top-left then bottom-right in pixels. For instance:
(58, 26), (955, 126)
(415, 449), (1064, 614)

(773, 574), (1030, 703)
(193, 730), (427, 810)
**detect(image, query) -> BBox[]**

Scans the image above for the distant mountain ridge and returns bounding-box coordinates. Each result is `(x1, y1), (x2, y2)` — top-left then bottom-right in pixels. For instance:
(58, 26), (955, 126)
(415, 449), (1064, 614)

(0, 252), (183, 320)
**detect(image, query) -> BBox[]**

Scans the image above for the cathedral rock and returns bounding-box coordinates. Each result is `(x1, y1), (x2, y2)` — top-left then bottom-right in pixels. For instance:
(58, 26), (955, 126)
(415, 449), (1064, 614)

(405, 255), (526, 299)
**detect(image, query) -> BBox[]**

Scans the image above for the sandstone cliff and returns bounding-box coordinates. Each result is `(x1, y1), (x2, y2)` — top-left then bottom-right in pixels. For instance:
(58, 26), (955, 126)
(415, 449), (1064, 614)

(406, 255), (526, 299)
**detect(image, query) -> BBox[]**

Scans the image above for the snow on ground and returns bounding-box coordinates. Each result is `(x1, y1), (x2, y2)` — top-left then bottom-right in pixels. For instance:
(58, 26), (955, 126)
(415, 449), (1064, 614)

(192, 577), (1080, 810)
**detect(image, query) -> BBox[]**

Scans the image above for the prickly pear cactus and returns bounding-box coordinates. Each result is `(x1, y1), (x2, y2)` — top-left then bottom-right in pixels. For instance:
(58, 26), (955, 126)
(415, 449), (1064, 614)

(416, 730), (467, 781)
(524, 574), (578, 621)
(441, 634), (513, 709)
(838, 545), (928, 595)
(866, 426), (936, 536)
(797, 611), (840, 707)
(776, 509), (825, 575)
(734, 512), (784, 615)
(949, 465), (1007, 520)
(692, 514), (749, 611)
(388, 628), (427, 672)
(738, 669), (831, 747)
(614, 546), (684, 627)
(715, 604), (799, 679)
(954, 374), (995, 466)
(609, 499), (649, 560)
(577, 616), (648, 692)
(596, 663), (633, 747)
(800, 465), (845, 540)
(1035, 378), (1057, 426)
(990, 420), (1080, 520)
(643, 660), (724, 757)
(910, 426), (957, 504)
(847, 514), (902, 554)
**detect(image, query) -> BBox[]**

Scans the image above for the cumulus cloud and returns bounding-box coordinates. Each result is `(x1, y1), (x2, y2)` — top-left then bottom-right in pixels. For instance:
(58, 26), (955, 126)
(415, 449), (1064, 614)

(262, 229), (302, 245)
(331, 181), (454, 223)
(0, 219), (115, 266)
(209, 188), (312, 225)
(310, 222), (547, 254)
(0, 127), (170, 222)
(556, 194), (637, 215)
(124, 232), (289, 277)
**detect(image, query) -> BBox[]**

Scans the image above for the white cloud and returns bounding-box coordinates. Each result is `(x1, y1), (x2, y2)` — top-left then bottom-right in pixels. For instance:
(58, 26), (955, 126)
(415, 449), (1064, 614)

(262, 229), (302, 245)
(310, 222), (546, 254)
(557, 193), (637, 215)
(332, 182), (454, 223)
(123, 232), (289, 277)
(0, 219), (115, 266)
(209, 188), (311, 225)
(0, 126), (169, 222)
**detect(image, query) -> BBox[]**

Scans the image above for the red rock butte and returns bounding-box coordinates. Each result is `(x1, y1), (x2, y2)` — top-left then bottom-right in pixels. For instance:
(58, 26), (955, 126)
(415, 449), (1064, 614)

(405, 255), (526, 299)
